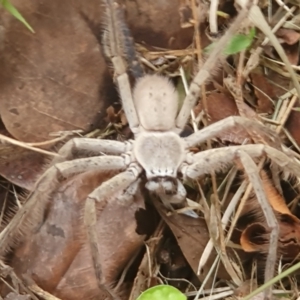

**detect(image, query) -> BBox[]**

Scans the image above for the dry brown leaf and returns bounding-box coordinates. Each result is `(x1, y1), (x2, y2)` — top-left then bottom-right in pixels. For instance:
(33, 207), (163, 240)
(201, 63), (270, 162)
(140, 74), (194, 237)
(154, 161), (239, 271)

(195, 92), (239, 122)
(251, 70), (276, 114)
(153, 200), (230, 283)
(286, 100), (300, 146)
(251, 68), (300, 146)
(0, 0), (117, 142)
(251, 67), (295, 114)
(240, 172), (300, 261)
(240, 223), (269, 253)
(123, 0), (194, 49)
(276, 28), (300, 45)
(233, 279), (257, 297)
(260, 171), (290, 215)
(283, 43), (300, 66)
(157, 237), (192, 290)
(178, 0), (208, 28)
(241, 214), (300, 261)
(2, 171), (146, 299)
(0, 145), (47, 190)
(195, 92), (252, 144)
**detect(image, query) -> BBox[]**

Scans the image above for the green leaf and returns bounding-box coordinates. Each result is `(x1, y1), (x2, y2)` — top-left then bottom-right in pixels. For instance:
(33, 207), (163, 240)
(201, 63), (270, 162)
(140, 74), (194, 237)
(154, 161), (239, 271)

(204, 28), (256, 55)
(137, 285), (187, 300)
(0, 0), (34, 33)
(224, 28), (256, 55)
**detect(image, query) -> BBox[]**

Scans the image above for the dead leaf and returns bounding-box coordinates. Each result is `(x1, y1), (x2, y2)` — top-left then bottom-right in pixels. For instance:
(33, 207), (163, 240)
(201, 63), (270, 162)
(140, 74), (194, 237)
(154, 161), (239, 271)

(240, 223), (269, 253)
(251, 66), (295, 115)
(195, 92), (252, 144)
(123, 0), (194, 49)
(276, 28), (300, 45)
(240, 171), (300, 261)
(283, 43), (300, 65)
(241, 214), (300, 261)
(260, 171), (290, 215)
(0, 0), (117, 142)
(233, 279), (257, 297)
(153, 200), (230, 283)
(157, 237), (192, 290)
(251, 68), (300, 144)
(251, 70), (275, 114)
(0, 144), (47, 190)
(178, 1), (209, 28)
(286, 100), (300, 146)
(2, 170), (146, 299)
(195, 92), (239, 122)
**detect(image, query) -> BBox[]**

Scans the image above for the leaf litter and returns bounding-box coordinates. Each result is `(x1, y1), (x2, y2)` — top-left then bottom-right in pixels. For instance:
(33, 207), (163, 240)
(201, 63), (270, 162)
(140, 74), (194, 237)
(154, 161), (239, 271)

(1, 0), (300, 299)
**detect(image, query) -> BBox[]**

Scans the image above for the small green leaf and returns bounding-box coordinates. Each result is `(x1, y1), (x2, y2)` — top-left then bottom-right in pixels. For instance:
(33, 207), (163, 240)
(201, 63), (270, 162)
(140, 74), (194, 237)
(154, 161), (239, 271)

(137, 285), (187, 300)
(0, 0), (34, 33)
(224, 28), (256, 55)
(204, 28), (256, 55)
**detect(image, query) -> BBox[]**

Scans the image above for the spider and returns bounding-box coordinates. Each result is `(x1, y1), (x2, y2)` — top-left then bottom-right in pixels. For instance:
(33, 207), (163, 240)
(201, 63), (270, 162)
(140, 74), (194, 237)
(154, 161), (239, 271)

(1, 0), (300, 299)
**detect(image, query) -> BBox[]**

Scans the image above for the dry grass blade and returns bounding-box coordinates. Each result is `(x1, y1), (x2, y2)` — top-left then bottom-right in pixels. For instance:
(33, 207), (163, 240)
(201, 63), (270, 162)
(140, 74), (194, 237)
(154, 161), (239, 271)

(238, 1), (300, 98)
(23, 276), (62, 300)
(176, 3), (252, 129)
(0, 134), (57, 157)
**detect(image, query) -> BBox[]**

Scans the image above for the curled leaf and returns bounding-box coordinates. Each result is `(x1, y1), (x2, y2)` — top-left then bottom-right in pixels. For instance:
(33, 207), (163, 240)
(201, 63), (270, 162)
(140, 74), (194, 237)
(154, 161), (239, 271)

(240, 223), (269, 253)
(240, 172), (300, 261)
(260, 171), (291, 215)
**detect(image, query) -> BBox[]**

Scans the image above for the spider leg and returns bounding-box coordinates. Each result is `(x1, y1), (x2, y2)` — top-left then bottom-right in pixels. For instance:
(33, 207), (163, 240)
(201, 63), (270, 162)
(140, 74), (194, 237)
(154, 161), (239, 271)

(184, 116), (280, 148)
(102, 0), (140, 134)
(53, 138), (132, 163)
(84, 165), (142, 299)
(0, 156), (127, 258)
(183, 144), (300, 179)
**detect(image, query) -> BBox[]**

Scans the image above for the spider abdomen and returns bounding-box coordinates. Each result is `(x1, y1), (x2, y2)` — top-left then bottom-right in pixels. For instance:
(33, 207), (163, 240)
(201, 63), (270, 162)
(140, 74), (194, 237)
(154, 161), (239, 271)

(133, 74), (178, 131)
